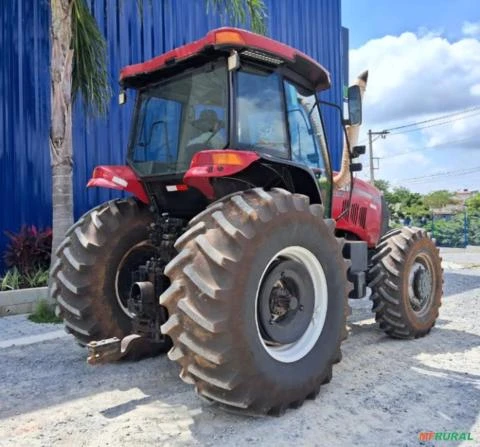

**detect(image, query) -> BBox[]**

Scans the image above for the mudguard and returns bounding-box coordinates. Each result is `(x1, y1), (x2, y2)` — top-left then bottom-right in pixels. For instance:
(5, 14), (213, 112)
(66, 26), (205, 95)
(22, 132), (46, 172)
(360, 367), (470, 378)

(87, 165), (149, 204)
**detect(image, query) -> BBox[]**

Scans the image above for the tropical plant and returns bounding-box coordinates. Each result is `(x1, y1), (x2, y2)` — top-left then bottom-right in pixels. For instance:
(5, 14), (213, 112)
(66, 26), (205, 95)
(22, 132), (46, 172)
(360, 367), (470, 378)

(24, 267), (51, 289)
(1, 268), (22, 291)
(49, 0), (267, 262)
(0, 266), (50, 291)
(4, 226), (52, 275)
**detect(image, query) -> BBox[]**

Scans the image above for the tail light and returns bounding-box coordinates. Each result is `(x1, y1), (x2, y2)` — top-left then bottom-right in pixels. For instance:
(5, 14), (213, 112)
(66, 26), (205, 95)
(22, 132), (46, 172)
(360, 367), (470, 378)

(190, 150), (259, 169)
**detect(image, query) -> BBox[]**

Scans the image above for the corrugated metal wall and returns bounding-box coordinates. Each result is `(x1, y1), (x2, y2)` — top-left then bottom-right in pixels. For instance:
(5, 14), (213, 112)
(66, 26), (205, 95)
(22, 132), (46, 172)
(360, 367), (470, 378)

(0, 0), (344, 270)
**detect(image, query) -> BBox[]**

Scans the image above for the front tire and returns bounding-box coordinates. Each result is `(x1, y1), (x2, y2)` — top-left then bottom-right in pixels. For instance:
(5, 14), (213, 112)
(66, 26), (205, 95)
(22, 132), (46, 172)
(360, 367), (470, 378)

(51, 198), (171, 357)
(160, 188), (349, 415)
(368, 227), (443, 339)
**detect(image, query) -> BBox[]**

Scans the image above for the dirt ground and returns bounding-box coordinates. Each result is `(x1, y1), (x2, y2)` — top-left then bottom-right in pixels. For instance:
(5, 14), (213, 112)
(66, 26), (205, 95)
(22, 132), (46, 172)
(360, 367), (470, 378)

(0, 250), (479, 447)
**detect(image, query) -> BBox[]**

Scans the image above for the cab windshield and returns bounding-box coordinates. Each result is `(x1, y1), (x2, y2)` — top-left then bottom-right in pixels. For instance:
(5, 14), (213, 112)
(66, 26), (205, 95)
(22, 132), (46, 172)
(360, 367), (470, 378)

(128, 60), (228, 176)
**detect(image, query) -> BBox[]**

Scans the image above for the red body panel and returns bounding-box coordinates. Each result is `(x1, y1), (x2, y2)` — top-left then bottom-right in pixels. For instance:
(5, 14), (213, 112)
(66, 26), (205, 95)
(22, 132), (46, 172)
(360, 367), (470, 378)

(183, 150), (260, 199)
(87, 165), (150, 204)
(120, 27), (330, 90)
(332, 178), (383, 247)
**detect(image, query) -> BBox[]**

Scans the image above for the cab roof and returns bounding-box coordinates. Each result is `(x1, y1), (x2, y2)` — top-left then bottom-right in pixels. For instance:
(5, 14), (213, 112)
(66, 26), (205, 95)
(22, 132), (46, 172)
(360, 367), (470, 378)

(120, 27), (331, 91)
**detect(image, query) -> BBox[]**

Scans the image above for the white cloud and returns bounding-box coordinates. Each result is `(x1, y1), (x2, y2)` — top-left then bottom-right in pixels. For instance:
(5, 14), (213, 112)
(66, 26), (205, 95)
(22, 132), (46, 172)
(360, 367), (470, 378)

(349, 31), (480, 193)
(422, 111), (479, 150)
(470, 83), (480, 96)
(350, 32), (480, 125)
(462, 21), (480, 37)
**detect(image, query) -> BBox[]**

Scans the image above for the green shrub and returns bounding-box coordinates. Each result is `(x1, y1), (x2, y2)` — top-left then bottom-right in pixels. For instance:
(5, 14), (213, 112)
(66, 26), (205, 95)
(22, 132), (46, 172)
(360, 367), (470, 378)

(23, 267), (49, 288)
(420, 213), (480, 248)
(28, 300), (62, 324)
(0, 267), (49, 290)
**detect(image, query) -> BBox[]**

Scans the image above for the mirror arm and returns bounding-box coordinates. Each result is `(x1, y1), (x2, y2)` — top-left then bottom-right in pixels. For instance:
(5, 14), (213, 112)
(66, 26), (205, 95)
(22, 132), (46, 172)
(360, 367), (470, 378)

(315, 99), (352, 157)
(315, 98), (355, 222)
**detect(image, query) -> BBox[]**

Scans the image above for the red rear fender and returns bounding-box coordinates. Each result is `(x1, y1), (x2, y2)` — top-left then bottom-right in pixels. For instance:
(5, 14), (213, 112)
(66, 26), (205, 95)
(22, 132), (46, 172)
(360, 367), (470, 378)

(183, 150), (260, 199)
(87, 165), (149, 204)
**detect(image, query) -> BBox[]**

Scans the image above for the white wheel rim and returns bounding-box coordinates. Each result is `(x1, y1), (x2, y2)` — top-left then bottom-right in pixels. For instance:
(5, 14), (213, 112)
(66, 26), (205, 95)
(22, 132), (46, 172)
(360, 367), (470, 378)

(255, 246), (328, 363)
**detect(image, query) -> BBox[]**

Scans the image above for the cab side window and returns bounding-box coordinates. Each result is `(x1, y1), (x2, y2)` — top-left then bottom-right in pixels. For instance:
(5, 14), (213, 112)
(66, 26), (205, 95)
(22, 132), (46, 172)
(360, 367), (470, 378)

(133, 96), (182, 164)
(284, 81), (325, 171)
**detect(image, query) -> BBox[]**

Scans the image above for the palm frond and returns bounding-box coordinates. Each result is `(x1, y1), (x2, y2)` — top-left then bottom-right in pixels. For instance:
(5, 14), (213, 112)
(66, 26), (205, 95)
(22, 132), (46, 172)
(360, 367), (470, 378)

(207, 0), (267, 35)
(71, 0), (111, 115)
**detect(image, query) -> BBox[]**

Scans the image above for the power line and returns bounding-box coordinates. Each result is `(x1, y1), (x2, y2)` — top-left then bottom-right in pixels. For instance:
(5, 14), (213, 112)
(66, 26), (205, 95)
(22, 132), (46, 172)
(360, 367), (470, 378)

(380, 136), (477, 160)
(383, 106), (480, 132)
(360, 107), (480, 182)
(399, 166), (480, 184)
(357, 107), (480, 144)
(387, 109), (480, 135)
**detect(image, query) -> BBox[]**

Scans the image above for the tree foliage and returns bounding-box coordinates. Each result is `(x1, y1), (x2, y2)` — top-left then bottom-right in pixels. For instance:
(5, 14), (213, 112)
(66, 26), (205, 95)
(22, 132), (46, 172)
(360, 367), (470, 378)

(423, 190), (455, 210)
(373, 179), (389, 195)
(71, 0), (267, 115)
(375, 181), (429, 220)
(71, 0), (110, 115)
(374, 179), (480, 247)
(466, 193), (480, 213)
(208, 0), (267, 34)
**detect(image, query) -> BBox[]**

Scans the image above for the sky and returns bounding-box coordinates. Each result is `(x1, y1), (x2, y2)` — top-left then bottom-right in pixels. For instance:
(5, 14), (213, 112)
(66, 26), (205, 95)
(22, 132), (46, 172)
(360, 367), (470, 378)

(342, 0), (480, 194)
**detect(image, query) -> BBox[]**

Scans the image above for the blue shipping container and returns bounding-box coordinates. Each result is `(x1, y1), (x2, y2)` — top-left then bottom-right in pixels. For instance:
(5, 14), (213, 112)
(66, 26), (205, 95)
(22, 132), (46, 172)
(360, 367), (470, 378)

(0, 0), (345, 271)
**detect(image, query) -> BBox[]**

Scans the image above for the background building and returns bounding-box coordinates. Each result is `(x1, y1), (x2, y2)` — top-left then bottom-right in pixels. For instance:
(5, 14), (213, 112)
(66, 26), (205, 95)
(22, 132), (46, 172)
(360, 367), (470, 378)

(0, 0), (347, 268)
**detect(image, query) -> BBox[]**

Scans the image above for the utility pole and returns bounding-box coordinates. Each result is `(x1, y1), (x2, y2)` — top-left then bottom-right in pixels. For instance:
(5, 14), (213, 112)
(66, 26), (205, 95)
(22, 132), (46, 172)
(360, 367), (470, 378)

(368, 130), (374, 184)
(367, 129), (390, 184)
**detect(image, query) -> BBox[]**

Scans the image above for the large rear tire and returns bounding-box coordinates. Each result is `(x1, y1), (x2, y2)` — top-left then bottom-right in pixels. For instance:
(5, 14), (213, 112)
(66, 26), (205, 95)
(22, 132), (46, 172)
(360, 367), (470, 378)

(50, 198), (171, 357)
(368, 227), (443, 339)
(160, 188), (349, 415)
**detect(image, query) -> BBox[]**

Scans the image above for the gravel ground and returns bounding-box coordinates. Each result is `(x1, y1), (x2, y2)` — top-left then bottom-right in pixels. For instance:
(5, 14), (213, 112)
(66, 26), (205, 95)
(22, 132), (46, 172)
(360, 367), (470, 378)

(0, 314), (66, 339)
(0, 249), (479, 447)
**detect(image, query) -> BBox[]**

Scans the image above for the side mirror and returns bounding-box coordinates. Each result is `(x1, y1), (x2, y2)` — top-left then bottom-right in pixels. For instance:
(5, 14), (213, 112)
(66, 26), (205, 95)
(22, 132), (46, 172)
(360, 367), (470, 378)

(347, 85), (362, 126)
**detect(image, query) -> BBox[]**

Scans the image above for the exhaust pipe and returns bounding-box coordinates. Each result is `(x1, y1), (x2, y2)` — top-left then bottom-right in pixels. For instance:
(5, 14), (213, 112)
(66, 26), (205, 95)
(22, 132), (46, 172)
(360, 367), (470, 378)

(333, 70), (369, 188)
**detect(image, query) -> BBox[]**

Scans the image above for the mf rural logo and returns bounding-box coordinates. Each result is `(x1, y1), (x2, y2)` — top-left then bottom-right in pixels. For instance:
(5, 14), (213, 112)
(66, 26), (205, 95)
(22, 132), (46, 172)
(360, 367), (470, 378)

(418, 431), (474, 442)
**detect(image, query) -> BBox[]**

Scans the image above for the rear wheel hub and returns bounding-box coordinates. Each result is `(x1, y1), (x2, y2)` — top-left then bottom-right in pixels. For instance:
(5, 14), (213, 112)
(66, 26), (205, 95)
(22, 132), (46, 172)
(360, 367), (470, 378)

(413, 268), (432, 302)
(408, 255), (435, 313)
(258, 260), (315, 344)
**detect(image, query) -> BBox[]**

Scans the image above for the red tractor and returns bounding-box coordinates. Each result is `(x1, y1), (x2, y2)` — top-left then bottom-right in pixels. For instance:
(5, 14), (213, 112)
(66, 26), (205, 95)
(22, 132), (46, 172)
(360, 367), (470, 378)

(51, 28), (443, 415)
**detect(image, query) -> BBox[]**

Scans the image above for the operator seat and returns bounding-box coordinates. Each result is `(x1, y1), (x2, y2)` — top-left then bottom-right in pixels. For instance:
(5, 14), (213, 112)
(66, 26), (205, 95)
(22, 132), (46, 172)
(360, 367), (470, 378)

(180, 109), (224, 169)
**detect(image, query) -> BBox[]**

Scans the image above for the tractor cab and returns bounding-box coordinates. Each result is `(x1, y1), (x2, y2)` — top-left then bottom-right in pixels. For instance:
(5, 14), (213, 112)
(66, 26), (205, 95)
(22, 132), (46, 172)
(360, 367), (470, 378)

(92, 28), (354, 219)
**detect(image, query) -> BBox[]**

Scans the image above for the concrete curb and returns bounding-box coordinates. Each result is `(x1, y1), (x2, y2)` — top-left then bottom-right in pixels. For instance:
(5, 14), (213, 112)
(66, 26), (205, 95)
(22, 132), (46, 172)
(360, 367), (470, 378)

(0, 287), (51, 316)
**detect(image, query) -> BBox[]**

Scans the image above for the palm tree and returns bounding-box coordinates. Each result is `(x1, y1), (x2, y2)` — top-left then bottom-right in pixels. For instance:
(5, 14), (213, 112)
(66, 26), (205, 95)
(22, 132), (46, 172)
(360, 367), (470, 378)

(49, 0), (266, 261)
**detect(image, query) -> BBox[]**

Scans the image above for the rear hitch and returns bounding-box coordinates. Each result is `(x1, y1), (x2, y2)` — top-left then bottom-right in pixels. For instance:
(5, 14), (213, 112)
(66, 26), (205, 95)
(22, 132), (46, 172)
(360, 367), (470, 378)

(87, 269), (174, 365)
(87, 334), (144, 365)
